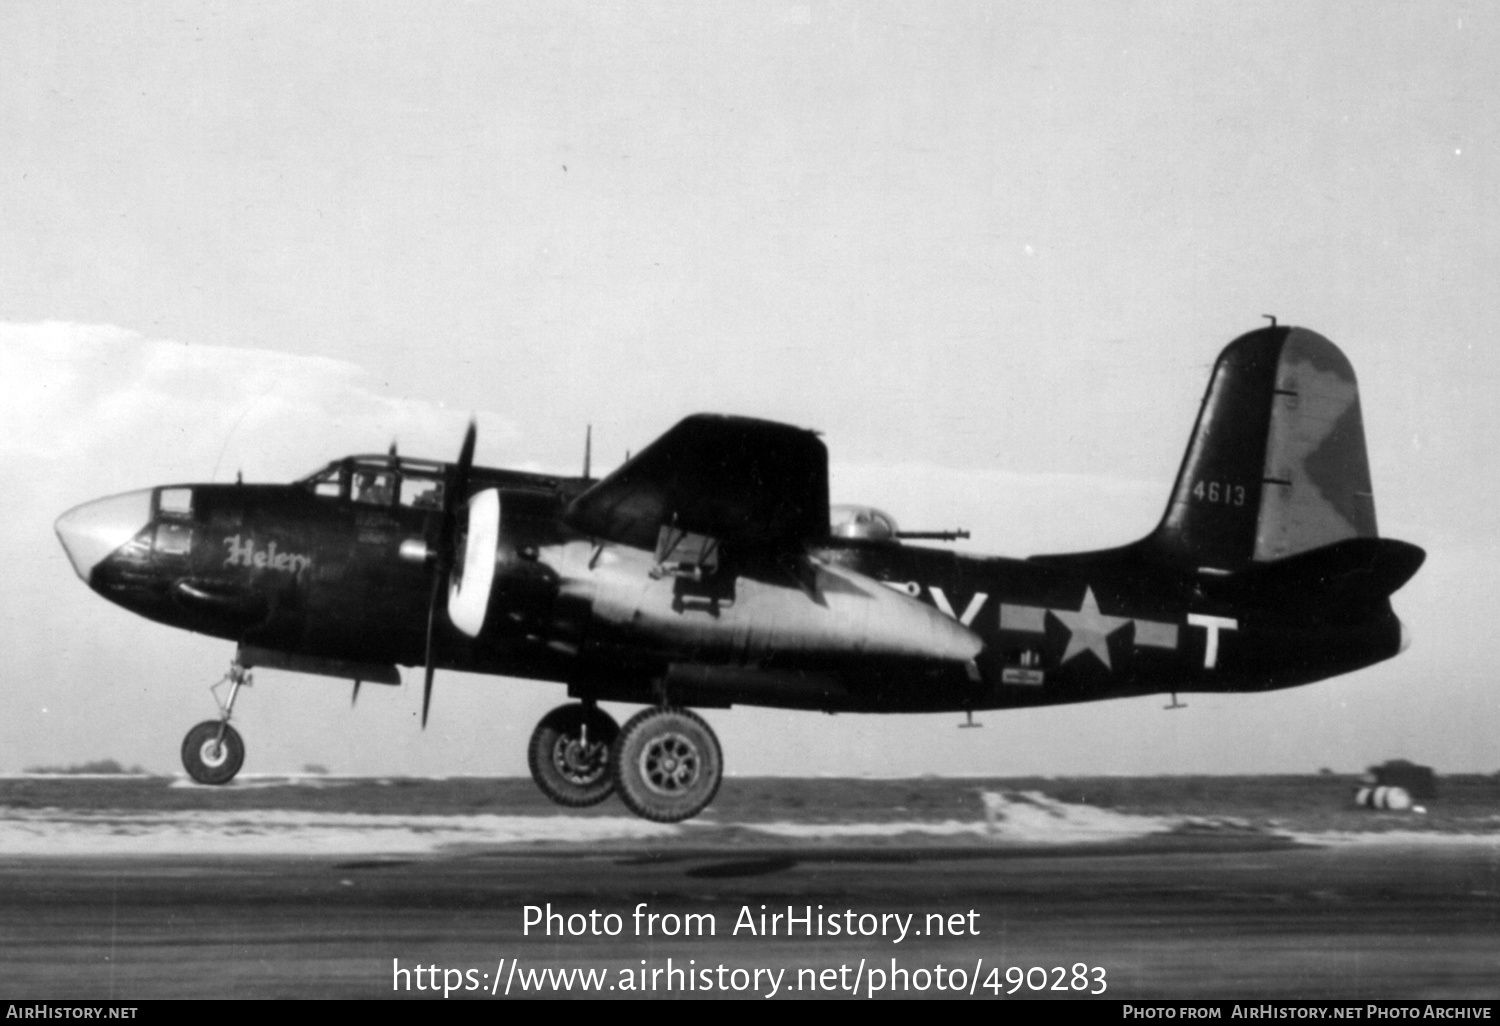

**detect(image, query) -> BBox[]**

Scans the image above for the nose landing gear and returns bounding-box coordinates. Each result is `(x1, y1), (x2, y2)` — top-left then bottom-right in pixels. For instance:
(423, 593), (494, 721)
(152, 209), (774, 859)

(181, 661), (250, 785)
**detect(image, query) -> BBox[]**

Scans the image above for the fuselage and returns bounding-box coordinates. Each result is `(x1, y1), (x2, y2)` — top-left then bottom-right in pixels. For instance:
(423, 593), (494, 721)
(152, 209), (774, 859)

(56, 456), (1412, 717)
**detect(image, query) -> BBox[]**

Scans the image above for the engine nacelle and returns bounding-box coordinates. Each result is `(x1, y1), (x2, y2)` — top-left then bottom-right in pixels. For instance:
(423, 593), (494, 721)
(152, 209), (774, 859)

(448, 488), (565, 638)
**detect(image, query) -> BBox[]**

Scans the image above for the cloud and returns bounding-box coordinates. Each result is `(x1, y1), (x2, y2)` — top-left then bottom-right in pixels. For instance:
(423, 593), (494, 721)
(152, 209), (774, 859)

(0, 322), (515, 500)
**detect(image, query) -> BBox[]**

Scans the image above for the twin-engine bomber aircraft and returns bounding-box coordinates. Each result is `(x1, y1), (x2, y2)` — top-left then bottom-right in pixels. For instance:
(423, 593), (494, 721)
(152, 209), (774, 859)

(55, 326), (1423, 822)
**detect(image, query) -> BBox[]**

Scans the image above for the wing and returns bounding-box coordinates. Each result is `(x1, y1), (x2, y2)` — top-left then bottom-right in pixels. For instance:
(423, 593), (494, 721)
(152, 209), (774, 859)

(564, 414), (829, 553)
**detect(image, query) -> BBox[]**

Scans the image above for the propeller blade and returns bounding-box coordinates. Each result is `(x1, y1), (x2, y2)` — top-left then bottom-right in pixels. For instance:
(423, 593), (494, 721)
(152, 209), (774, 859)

(422, 571), (441, 728)
(422, 662), (435, 728)
(419, 418), (477, 729)
(453, 419), (476, 507)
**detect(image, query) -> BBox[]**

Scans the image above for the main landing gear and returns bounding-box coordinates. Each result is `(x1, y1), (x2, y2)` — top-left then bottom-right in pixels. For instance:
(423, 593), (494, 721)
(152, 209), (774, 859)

(181, 661), (250, 785)
(527, 703), (620, 807)
(612, 707), (722, 823)
(527, 703), (723, 823)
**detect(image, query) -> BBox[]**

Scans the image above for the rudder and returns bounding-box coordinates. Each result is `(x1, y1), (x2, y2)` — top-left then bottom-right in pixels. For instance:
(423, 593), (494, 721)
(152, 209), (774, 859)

(1149, 326), (1379, 570)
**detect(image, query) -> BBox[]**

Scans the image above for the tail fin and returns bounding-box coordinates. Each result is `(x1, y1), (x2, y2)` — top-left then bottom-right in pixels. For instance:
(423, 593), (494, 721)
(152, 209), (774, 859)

(1148, 326), (1379, 571)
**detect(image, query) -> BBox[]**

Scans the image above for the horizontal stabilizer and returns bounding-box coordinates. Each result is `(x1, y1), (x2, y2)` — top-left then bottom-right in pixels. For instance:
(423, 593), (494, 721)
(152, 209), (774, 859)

(1211, 537), (1425, 607)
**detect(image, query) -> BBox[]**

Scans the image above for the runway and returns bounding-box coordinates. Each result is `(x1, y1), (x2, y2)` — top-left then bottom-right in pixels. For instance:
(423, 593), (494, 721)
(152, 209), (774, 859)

(2, 776), (1498, 1000)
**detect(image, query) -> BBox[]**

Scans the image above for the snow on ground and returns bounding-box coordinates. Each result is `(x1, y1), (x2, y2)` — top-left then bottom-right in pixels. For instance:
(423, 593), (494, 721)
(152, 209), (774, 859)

(750, 791), (1182, 842)
(978, 789), (1184, 841)
(2, 790), (1491, 857)
(0, 809), (680, 856)
(0, 791), (1186, 855)
(163, 775), (415, 790)
(747, 820), (995, 839)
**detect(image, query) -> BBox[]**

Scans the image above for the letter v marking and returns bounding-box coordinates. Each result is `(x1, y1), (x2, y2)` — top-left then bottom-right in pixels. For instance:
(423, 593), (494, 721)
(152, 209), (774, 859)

(928, 586), (989, 627)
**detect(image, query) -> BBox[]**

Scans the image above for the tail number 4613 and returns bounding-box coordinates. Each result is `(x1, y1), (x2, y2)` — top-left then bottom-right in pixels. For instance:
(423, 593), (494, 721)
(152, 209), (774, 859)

(1192, 480), (1246, 506)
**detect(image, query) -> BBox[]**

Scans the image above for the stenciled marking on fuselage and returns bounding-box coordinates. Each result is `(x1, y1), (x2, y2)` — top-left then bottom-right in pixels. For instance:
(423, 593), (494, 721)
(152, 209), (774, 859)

(1000, 586), (1178, 670)
(223, 534), (312, 574)
(884, 580), (1181, 670)
(926, 585), (987, 627)
(1187, 613), (1237, 669)
(881, 581), (993, 629)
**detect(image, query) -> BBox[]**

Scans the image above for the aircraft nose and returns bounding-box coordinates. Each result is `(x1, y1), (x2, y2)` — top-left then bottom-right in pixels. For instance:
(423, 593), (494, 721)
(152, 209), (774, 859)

(55, 490), (154, 582)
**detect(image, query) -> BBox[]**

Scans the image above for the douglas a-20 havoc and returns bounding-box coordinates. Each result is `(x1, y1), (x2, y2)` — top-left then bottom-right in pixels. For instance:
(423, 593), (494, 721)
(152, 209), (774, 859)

(56, 325), (1423, 822)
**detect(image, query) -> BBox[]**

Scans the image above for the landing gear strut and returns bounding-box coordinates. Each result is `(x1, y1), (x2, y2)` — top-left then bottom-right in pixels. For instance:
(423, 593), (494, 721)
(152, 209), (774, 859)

(611, 707), (722, 823)
(181, 661), (250, 785)
(528, 703), (620, 807)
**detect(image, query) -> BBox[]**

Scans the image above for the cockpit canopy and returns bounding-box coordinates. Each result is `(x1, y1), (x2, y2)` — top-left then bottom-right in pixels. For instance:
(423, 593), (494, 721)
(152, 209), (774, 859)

(829, 504), (900, 542)
(298, 455), (446, 510)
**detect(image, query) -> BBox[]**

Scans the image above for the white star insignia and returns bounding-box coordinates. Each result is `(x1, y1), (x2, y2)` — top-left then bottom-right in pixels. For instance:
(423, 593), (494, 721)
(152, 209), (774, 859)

(1052, 587), (1130, 669)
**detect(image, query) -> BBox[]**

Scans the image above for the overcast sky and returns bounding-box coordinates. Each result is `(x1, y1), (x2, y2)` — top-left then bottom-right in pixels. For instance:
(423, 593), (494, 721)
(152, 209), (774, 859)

(2, 1), (1496, 778)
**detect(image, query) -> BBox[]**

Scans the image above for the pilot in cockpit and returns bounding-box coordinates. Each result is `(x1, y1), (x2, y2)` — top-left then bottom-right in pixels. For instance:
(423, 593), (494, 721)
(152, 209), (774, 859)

(355, 472), (394, 506)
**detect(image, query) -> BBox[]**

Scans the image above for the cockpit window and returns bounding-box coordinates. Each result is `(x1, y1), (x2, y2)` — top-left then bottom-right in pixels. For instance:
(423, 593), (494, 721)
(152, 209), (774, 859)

(400, 476), (443, 510)
(154, 522), (192, 557)
(353, 471), (397, 507)
(306, 464), (346, 500)
(300, 455), (448, 508)
(157, 487), (193, 519)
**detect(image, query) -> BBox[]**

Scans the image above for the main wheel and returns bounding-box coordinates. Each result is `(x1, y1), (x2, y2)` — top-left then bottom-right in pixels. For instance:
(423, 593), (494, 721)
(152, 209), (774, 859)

(612, 708), (722, 823)
(181, 721), (245, 785)
(528, 704), (620, 807)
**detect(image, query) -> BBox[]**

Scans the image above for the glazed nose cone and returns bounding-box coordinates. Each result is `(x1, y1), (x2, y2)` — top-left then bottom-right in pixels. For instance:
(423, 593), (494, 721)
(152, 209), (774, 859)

(55, 489), (154, 582)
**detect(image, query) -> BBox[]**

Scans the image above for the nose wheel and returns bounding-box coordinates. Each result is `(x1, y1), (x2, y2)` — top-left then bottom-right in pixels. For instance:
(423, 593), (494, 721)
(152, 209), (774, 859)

(528, 703), (620, 807)
(611, 707), (722, 823)
(181, 660), (251, 785)
(181, 721), (245, 785)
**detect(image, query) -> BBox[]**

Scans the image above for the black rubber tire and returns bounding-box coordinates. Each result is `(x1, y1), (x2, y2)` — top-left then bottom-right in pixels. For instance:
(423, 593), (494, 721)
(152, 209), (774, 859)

(181, 721), (245, 785)
(527, 704), (620, 807)
(611, 707), (722, 823)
